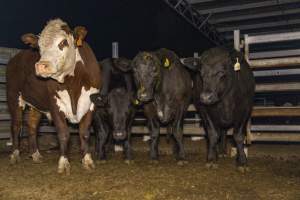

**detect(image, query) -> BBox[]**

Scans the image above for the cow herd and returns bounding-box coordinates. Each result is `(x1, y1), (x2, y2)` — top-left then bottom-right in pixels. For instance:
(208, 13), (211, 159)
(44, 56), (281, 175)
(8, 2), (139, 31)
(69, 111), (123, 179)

(6, 19), (255, 175)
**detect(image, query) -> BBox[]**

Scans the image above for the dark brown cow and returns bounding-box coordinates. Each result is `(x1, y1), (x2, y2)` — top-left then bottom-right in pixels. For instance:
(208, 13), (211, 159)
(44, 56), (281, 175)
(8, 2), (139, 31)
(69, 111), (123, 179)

(6, 19), (101, 174)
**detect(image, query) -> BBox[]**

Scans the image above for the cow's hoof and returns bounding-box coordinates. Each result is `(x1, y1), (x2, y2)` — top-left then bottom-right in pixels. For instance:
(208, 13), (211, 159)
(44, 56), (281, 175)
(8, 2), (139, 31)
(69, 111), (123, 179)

(82, 153), (95, 171)
(57, 156), (71, 175)
(237, 166), (250, 173)
(205, 162), (218, 169)
(32, 151), (43, 163)
(177, 160), (188, 166)
(10, 150), (21, 165)
(124, 160), (134, 165)
(149, 160), (159, 165)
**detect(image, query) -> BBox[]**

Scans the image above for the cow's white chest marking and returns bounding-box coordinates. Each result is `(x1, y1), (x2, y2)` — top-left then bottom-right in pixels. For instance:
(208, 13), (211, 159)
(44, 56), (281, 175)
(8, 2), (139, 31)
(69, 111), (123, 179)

(54, 87), (98, 123)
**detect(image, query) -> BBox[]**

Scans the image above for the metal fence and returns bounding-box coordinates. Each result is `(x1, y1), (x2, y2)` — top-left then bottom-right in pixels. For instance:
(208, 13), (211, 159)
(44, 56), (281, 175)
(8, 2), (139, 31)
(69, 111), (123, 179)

(0, 44), (300, 142)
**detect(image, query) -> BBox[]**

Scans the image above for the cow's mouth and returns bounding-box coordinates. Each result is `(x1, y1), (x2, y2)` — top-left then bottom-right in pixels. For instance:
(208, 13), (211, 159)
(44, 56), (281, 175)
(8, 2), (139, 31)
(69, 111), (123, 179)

(199, 92), (218, 105)
(113, 132), (127, 140)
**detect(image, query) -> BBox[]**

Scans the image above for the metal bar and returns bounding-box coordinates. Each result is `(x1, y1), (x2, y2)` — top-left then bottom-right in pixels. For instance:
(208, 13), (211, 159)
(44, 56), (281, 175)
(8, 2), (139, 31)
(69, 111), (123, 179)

(255, 82), (300, 93)
(112, 42), (119, 58)
(217, 18), (300, 32)
(251, 132), (300, 142)
(252, 106), (300, 117)
(253, 68), (300, 77)
(210, 7), (300, 24)
(234, 30), (240, 52)
(249, 49), (300, 59)
(194, 0), (300, 14)
(251, 125), (300, 132)
(164, 0), (226, 46)
(224, 27), (300, 40)
(247, 56), (300, 68)
(246, 31), (300, 44)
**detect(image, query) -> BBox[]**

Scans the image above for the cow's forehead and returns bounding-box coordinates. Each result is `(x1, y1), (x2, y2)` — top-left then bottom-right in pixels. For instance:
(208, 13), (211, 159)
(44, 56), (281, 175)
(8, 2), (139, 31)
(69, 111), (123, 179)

(38, 19), (69, 48)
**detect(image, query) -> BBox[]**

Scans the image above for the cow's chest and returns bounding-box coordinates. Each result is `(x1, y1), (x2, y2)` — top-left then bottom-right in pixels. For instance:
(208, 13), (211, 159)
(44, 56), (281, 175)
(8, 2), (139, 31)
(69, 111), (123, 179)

(54, 86), (99, 123)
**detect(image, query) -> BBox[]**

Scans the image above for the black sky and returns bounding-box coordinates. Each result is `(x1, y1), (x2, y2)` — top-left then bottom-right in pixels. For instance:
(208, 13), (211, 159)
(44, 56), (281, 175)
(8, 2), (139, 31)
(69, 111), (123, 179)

(0, 0), (213, 59)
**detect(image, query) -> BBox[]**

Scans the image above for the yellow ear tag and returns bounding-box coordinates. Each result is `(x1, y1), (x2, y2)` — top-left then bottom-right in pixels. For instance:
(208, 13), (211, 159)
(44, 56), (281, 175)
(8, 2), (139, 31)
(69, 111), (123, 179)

(133, 99), (140, 105)
(234, 57), (240, 71)
(164, 58), (170, 68)
(76, 38), (83, 47)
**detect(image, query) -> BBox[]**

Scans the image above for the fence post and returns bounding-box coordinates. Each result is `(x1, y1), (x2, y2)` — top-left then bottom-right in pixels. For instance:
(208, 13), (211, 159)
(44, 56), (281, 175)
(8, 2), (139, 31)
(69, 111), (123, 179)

(112, 42), (119, 58)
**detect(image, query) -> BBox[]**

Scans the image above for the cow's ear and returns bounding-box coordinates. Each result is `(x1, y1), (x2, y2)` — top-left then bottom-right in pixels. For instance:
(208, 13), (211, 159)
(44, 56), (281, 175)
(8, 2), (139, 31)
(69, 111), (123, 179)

(113, 57), (132, 72)
(181, 57), (201, 71)
(74, 26), (87, 47)
(21, 33), (38, 48)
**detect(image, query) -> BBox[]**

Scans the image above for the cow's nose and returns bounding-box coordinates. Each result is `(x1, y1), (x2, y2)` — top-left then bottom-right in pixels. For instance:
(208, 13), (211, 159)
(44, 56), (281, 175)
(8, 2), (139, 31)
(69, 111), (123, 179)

(200, 92), (216, 105)
(35, 62), (49, 76)
(137, 92), (149, 102)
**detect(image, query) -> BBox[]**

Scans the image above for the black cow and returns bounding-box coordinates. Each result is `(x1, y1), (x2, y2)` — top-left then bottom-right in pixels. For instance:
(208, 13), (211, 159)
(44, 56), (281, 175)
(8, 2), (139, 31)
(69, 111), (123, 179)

(119, 48), (192, 164)
(90, 58), (136, 162)
(185, 47), (255, 172)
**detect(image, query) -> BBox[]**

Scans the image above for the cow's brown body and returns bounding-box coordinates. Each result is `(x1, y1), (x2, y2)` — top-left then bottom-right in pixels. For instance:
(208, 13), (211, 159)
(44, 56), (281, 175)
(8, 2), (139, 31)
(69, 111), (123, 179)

(6, 42), (101, 173)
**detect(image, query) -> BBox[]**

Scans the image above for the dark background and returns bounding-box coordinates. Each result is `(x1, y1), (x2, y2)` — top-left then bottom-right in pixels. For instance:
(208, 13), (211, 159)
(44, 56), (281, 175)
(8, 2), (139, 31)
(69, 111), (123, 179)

(0, 0), (214, 59)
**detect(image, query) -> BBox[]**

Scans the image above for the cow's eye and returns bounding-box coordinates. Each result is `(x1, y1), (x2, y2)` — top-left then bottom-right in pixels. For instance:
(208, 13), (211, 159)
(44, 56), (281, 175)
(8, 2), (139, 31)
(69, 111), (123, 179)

(216, 71), (225, 77)
(58, 39), (69, 51)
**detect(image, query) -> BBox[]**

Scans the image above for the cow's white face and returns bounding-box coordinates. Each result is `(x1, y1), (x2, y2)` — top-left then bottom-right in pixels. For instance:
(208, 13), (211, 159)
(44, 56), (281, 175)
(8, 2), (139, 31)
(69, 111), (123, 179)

(35, 19), (79, 83)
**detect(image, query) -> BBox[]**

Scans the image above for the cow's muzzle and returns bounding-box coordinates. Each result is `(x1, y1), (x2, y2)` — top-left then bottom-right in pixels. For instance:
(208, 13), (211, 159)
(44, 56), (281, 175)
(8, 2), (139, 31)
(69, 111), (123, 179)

(35, 61), (55, 77)
(113, 131), (127, 141)
(200, 92), (218, 105)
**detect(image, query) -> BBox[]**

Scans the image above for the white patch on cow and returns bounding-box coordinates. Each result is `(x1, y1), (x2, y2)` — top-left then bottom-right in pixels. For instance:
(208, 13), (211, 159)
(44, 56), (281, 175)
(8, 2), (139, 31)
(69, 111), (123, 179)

(9, 149), (20, 164)
(75, 48), (84, 66)
(114, 145), (124, 152)
(18, 93), (52, 121)
(18, 94), (26, 110)
(57, 156), (70, 174)
(55, 87), (99, 123)
(82, 153), (95, 170)
(143, 135), (151, 142)
(32, 150), (43, 162)
(230, 147), (248, 158)
(157, 110), (164, 118)
(191, 136), (204, 141)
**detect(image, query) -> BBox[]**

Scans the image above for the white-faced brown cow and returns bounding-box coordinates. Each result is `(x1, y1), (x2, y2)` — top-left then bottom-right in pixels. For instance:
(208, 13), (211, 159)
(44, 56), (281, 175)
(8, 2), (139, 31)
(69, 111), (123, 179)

(6, 19), (101, 174)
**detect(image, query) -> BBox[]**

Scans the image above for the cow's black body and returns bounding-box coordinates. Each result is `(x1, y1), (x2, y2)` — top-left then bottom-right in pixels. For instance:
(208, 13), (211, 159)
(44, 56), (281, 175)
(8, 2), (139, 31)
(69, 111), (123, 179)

(192, 47), (255, 170)
(90, 58), (136, 161)
(131, 48), (192, 162)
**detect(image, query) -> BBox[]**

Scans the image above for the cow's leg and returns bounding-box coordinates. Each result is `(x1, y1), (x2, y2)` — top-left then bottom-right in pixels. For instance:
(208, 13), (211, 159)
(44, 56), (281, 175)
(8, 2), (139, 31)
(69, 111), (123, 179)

(172, 119), (186, 165)
(205, 115), (220, 169)
(51, 109), (71, 175)
(233, 118), (250, 173)
(144, 104), (160, 162)
(27, 107), (43, 163)
(94, 119), (109, 161)
(147, 118), (160, 162)
(123, 139), (132, 164)
(9, 106), (23, 164)
(218, 129), (227, 158)
(79, 111), (95, 170)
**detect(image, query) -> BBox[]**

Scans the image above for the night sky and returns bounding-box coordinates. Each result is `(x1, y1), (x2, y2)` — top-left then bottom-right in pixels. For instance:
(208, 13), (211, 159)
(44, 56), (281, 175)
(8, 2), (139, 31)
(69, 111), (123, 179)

(0, 0), (214, 60)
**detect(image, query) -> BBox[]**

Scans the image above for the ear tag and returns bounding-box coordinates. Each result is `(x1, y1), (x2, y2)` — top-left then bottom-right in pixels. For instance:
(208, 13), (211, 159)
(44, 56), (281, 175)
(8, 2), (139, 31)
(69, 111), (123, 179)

(234, 57), (240, 71)
(133, 99), (140, 105)
(76, 38), (83, 47)
(164, 58), (170, 68)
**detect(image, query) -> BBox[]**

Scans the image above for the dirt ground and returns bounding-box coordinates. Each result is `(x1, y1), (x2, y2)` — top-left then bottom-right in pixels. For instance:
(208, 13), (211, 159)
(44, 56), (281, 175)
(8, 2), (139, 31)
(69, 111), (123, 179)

(0, 136), (299, 200)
